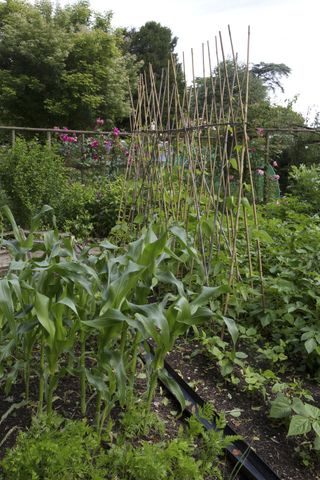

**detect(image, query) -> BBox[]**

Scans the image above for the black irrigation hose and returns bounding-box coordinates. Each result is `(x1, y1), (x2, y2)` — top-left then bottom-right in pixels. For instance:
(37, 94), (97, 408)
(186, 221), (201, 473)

(144, 345), (280, 480)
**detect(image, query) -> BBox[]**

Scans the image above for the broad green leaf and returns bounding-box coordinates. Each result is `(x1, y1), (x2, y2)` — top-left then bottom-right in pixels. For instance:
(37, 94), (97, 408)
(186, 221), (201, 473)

(241, 197), (251, 209)
(57, 297), (78, 316)
(292, 398), (307, 416)
(129, 303), (170, 347)
(201, 219), (213, 237)
(175, 296), (191, 323)
(287, 415), (312, 436)
(191, 306), (213, 323)
(191, 285), (228, 308)
(312, 421), (320, 437)
(0, 279), (14, 325)
(7, 277), (22, 304)
(139, 232), (167, 266)
(252, 229), (273, 244)
(34, 292), (55, 341)
(270, 394), (292, 419)
(100, 239), (118, 250)
(158, 368), (185, 412)
(229, 157), (238, 171)
(305, 338), (317, 354)
(85, 370), (107, 392)
(170, 225), (188, 246)
(133, 213), (144, 224)
(303, 403), (320, 419)
(2, 205), (24, 243)
(223, 316), (239, 345)
(82, 309), (128, 329)
(156, 271), (185, 296)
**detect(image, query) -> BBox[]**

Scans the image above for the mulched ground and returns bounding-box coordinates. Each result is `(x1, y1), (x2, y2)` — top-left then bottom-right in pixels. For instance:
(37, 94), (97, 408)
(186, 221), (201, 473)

(167, 338), (320, 480)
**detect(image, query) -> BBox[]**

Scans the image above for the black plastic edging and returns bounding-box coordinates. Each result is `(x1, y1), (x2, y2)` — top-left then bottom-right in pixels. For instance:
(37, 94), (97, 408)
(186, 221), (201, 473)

(144, 345), (280, 480)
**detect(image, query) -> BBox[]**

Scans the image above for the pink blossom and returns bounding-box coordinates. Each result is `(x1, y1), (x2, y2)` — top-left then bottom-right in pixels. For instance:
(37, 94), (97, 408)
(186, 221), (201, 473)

(127, 157), (133, 165)
(90, 139), (99, 148)
(96, 117), (105, 126)
(272, 160), (278, 168)
(256, 168), (264, 176)
(272, 174), (280, 180)
(53, 126), (60, 131)
(256, 128), (265, 137)
(92, 153), (98, 160)
(228, 175), (235, 181)
(113, 127), (120, 137)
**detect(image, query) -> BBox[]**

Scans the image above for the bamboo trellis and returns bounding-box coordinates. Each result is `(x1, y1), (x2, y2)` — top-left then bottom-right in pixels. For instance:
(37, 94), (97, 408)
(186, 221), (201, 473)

(119, 26), (265, 311)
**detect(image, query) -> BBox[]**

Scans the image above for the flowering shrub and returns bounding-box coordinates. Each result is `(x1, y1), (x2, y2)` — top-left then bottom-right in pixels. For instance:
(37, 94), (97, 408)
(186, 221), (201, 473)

(55, 118), (130, 175)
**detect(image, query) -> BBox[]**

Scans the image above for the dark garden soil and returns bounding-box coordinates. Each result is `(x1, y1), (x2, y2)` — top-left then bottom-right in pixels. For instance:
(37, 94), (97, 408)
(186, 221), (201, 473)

(167, 338), (320, 480)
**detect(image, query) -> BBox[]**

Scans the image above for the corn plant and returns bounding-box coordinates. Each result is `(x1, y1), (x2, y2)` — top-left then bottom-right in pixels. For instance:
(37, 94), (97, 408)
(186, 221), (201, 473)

(0, 206), (223, 433)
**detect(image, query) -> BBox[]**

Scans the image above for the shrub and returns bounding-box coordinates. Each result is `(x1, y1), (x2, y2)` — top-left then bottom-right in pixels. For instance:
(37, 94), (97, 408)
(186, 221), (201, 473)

(56, 176), (125, 238)
(288, 164), (320, 213)
(0, 139), (67, 226)
(0, 138), (126, 237)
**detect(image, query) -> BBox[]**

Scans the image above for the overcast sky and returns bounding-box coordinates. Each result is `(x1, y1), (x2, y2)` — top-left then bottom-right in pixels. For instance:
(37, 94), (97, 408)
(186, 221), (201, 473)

(60, 0), (319, 122)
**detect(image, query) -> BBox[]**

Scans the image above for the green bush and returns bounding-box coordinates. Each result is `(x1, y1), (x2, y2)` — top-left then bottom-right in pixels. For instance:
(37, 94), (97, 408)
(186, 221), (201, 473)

(0, 138), (67, 226)
(56, 176), (125, 238)
(260, 195), (315, 220)
(288, 164), (320, 213)
(0, 138), (127, 237)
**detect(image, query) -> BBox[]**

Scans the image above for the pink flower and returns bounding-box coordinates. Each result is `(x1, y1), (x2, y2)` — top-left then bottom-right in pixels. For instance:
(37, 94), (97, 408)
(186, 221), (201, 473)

(92, 153), (98, 160)
(90, 139), (99, 148)
(256, 128), (265, 137)
(96, 117), (104, 126)
(53, 126), (60, 131)
(272, 174), (280, 180)
(272, 160), (278, 168)
(228, 175), (235, 181)
(113, 127), (120, 137)
(256, 168), (264, 176)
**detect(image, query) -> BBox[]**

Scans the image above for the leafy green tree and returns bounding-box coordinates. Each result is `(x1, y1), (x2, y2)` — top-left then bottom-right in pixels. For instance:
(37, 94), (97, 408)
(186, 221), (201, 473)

(125, 21), (178, 77)
(123, 21), (185, 104)
(0, 0), (138, 128)
(251, 62), (291, 93)
(191, 61), (294, 122)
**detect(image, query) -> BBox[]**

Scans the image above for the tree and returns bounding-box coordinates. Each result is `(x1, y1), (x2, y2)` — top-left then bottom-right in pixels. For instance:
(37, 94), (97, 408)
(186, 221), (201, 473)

(0, 0), (138, 128)
(251, 62), (291, 93)
(125, 21), (178, 78)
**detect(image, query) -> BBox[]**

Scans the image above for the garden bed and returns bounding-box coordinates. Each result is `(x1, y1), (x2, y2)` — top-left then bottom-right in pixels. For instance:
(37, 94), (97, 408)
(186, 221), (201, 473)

(167, 338), (320, 480)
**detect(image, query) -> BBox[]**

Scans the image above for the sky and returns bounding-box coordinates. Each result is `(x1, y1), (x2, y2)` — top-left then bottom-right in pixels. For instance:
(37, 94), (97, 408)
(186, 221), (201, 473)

(60, 0), (319, 122)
